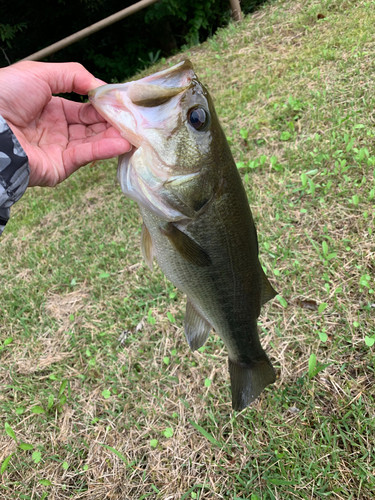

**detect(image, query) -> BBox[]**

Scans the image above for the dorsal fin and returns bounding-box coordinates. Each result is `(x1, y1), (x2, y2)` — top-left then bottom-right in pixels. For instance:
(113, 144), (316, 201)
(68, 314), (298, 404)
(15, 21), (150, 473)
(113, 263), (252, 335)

(260, 266), (277, 306)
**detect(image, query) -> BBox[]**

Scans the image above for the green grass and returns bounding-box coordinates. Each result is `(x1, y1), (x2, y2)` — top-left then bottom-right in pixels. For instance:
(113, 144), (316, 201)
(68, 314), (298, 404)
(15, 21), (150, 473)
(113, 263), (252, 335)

(1, 0), (375, 498)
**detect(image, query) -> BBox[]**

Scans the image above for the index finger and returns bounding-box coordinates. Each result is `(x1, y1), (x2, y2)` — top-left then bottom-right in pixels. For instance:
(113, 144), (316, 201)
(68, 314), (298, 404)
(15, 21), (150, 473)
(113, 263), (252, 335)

(46, 61), (105, 95)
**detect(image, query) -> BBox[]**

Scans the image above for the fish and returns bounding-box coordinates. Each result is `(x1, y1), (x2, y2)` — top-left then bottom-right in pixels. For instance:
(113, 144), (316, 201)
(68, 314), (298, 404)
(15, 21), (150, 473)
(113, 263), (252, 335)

(88, 60), (277, 411)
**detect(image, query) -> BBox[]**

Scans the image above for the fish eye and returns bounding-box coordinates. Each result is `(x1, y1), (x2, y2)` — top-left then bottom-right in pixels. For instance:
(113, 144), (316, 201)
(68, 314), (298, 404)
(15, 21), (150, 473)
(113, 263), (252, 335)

(187, 106), (209, 131)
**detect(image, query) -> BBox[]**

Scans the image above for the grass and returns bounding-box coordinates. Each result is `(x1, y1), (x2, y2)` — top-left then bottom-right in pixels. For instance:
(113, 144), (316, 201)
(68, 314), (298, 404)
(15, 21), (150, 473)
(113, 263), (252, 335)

(1, 0), (375, 498)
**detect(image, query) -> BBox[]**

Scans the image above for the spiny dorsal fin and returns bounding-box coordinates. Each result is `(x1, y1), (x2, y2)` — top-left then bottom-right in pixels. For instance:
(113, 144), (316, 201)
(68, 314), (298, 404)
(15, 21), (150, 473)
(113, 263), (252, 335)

(260, 267), (277, 306)
(160, 222), (211, 267)
(141, 223), (154, 271)
(184, 299), (212, 351)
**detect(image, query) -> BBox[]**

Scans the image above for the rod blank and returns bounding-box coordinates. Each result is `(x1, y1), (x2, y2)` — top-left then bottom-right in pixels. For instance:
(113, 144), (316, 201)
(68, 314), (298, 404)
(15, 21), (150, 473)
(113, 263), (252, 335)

(20, 0), (159, 61)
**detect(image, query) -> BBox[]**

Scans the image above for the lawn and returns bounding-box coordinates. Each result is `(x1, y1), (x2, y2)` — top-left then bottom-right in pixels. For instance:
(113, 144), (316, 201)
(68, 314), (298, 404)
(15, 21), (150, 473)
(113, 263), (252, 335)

(0, 0), (374, 498)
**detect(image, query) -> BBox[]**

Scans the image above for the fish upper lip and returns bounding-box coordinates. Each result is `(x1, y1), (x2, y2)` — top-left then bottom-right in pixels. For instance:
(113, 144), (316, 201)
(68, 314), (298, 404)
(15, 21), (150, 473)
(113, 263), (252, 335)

(88, 60), (194, 104)
(138, 59), (194, 86)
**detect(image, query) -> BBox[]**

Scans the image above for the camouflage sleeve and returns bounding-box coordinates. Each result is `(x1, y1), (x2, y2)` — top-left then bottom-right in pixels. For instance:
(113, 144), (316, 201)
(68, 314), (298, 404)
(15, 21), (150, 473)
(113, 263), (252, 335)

(0, 115), (30, 236)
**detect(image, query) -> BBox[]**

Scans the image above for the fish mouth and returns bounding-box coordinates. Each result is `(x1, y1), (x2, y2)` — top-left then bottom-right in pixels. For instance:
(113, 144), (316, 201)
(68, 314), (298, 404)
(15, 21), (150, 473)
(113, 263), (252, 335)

(88, 60), (195, 148)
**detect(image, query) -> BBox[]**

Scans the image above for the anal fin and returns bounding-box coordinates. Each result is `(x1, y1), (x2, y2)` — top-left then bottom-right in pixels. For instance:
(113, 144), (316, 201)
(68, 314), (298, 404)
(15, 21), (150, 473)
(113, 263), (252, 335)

(228, 355), (276, 411)
(184, 299), (212, 351)
(141, 223), (154, 270)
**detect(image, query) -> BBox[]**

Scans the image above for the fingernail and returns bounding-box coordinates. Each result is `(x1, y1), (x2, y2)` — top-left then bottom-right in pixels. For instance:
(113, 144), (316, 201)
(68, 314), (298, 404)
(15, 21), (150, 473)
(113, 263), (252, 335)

(95, 77), (107, 85)
(89, 77), (106, 91)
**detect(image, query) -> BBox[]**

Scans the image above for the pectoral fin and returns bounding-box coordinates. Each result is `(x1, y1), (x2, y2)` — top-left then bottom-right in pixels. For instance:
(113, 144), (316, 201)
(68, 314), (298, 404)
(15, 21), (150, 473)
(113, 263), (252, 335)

(184, 299), (212, 351)
(260, 267), (277, 306)
(141, 223), (154, 270)
(160, 222), (211, 267)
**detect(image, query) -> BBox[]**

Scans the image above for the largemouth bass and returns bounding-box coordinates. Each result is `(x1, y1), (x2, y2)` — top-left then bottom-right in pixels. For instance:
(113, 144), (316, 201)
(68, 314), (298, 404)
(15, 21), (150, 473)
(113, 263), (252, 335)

(89, 60), (277, 411)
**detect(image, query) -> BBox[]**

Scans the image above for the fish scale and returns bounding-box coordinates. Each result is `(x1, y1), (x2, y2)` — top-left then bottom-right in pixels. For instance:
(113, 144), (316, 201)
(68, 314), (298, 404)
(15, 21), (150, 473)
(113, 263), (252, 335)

(89, 59), (277, 411)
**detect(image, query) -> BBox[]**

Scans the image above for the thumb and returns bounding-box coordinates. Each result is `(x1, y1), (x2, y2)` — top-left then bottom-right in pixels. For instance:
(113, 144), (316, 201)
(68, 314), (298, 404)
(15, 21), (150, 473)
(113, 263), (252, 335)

(17, 61), (107, 95)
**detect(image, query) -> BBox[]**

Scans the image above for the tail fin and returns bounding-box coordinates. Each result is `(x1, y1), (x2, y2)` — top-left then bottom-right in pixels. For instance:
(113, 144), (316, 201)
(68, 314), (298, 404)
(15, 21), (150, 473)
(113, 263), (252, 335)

(228, 356), (276, 411)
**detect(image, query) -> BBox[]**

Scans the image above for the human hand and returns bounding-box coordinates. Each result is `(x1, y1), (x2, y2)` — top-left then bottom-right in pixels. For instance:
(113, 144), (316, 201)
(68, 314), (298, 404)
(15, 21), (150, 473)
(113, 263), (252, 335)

(0, 61), (131, 187)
